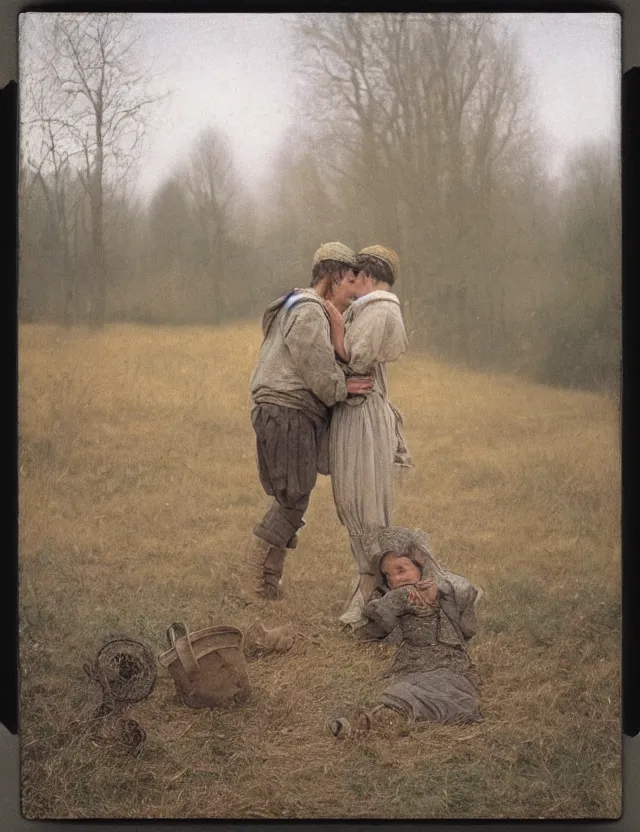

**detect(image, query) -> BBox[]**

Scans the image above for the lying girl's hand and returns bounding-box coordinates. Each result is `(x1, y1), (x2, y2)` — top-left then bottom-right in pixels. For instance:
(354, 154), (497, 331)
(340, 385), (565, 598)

(408, 579), (439, 607)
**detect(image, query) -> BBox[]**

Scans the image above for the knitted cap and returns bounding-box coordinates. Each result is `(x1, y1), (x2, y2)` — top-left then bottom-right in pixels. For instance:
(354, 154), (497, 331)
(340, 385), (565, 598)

(312, 242), (357, 268)
(358, 245), (400, 283)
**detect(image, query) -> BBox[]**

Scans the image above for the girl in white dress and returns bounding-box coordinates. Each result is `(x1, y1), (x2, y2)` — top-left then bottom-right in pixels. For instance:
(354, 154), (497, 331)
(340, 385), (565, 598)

(326, 246), (413, 629)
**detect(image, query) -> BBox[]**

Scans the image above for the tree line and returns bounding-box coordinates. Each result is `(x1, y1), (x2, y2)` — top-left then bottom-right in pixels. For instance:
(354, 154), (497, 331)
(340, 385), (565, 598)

(19, 12), (620, 391)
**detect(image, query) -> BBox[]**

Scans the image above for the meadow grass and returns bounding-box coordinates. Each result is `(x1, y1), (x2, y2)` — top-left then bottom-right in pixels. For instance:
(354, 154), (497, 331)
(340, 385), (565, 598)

(18, 322), (620, 819)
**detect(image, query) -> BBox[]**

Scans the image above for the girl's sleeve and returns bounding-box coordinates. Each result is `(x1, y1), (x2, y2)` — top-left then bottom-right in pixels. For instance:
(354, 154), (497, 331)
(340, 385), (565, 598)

(437, 576), (479, 641)
(363, 588), (411, 634)
(344, 302), (408, 375)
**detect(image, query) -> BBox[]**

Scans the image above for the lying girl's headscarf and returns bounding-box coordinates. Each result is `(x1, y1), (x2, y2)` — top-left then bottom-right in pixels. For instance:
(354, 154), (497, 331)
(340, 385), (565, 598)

(362, 526), (482, 642)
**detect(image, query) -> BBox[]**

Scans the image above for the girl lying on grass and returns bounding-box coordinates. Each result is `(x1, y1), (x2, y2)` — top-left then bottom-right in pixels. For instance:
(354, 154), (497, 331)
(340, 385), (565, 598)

(332, 527), (484, 733)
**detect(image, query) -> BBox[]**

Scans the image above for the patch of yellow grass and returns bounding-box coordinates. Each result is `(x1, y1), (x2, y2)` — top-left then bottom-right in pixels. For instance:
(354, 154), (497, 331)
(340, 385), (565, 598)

(19, 323), (620, 820)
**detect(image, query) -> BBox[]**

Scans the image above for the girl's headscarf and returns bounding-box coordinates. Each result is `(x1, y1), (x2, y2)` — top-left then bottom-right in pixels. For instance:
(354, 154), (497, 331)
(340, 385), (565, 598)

(363, 526), (482, 641)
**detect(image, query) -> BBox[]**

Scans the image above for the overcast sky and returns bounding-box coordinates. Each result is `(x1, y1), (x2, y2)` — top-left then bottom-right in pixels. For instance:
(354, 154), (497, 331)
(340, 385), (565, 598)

(21, 12), (620, 197)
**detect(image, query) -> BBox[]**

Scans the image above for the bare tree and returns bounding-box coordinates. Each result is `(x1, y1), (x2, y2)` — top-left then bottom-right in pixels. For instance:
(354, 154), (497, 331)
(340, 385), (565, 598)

(561, 139), (620, 284)
(181, 127), (240, 325)
(290, 13), (539, 363)
(22, 13), (163, 327)
(21, 69), (82, 324)
(544, 139), (620, 389)
(147, 176), (194, 274)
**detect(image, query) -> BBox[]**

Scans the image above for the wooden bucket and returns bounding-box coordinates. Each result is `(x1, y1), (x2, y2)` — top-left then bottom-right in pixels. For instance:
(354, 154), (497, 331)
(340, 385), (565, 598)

(158, 622), (252, 709)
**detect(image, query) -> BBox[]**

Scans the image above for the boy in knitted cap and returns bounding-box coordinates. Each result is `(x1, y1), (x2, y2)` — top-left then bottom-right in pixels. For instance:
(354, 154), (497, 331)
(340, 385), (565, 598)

(249, 243), (373, 599)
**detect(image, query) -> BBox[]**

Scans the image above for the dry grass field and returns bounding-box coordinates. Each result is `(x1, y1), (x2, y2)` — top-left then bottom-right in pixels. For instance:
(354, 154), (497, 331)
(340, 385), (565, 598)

(18, 321), (621, 820)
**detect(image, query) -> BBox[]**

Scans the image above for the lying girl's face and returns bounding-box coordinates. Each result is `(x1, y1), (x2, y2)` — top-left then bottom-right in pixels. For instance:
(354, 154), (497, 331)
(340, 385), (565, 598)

(381, 554), (422, 589)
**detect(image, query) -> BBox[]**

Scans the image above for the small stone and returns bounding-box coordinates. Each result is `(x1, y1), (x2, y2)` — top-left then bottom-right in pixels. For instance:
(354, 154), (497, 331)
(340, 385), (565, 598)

(329, 717), (351, 738)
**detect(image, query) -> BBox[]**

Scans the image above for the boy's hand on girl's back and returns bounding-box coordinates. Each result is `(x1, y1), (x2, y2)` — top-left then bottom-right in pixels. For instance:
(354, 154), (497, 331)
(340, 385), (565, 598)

(346, 376), (373, 395)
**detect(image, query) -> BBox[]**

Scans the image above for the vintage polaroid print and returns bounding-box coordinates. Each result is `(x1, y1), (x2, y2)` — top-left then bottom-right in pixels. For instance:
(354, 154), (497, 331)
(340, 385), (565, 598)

(18, 11), (621, 820)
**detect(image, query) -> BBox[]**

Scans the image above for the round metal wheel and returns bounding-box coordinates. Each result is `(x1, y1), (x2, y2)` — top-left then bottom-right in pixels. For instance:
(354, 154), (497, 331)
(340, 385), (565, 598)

(92, 639), (157, 702)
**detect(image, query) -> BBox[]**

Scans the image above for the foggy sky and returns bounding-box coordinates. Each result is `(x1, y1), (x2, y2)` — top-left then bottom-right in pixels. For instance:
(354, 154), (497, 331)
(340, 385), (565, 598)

(21, 12), (620, 198)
